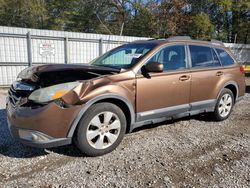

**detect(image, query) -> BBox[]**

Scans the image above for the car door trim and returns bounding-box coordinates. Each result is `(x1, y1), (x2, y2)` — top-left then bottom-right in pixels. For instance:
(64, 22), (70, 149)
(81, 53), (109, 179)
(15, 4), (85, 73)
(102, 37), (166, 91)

(190, 99), (217, 111)
(135, 99), (217, 126)
(136, 103), (190, 122)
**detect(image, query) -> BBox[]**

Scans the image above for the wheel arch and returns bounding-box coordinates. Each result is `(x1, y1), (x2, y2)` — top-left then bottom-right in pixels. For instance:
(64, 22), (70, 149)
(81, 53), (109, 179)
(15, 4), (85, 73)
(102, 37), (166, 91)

(67, 94), (135, 138)
(217, 81), (239, 102)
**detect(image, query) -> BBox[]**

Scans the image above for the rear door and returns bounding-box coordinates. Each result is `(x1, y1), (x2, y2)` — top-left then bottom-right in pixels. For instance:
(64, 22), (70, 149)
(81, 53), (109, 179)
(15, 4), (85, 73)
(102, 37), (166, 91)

(188, 44), (224, 110)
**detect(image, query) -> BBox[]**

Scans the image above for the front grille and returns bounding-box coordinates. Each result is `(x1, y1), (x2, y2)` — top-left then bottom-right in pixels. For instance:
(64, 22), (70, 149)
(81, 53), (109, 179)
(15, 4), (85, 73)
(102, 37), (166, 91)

(8, 84), (33, 106)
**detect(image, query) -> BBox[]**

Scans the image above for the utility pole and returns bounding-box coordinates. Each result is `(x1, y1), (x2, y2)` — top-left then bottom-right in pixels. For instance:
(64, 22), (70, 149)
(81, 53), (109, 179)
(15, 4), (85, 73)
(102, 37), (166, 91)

(120, 22), (124, 36)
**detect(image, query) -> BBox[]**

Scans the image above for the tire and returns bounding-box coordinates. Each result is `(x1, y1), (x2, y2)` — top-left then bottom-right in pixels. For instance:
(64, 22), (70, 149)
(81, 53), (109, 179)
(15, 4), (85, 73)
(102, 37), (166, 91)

(211, 88), (234, 121)
(75, 102), (126, 156)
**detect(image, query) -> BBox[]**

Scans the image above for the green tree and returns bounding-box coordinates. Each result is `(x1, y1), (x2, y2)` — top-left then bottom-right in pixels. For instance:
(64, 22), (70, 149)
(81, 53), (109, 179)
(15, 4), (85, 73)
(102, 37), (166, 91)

(0, 0), (47, 28)
(189, 12), (214, 40)
(65, 0), (108, 33)
(156, 0), (190, 38)
(231, 0), (250, 43)
(124, 1), (157, 37)
(45, 0), (77, 30)
(209, 0), (232, 42)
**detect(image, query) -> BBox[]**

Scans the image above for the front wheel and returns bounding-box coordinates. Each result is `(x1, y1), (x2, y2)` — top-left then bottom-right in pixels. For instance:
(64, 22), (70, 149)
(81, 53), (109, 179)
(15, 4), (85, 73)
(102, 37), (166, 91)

(211, 88), (234, 121)
(75, 102), (126, 156)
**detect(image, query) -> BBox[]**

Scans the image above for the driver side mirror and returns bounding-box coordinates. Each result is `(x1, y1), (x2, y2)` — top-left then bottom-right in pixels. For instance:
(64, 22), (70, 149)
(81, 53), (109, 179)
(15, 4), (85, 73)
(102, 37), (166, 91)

(145, 61), (164, 73)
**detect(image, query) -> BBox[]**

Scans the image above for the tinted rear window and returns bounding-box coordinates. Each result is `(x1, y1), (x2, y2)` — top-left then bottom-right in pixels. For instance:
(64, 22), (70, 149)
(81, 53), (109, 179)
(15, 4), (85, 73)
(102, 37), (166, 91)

(215, 48), (235, 66)
(189, 45), (221, 68)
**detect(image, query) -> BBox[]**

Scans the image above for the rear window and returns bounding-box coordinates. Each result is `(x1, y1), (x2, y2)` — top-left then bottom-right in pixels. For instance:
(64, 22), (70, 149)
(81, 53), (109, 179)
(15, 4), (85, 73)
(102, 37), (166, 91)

(215, 48), (235, 66)
(189, 45), (221, 68)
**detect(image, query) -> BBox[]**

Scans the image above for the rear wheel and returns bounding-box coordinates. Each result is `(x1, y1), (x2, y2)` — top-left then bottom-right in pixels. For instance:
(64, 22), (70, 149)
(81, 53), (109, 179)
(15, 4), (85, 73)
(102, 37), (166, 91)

(211, 88), (234, 121)
(75, 102), (126, 156)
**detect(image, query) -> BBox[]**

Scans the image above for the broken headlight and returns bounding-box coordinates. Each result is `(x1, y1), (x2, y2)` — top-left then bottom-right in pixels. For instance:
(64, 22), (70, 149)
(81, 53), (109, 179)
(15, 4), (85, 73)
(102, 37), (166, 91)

(28, 81), (79, 103)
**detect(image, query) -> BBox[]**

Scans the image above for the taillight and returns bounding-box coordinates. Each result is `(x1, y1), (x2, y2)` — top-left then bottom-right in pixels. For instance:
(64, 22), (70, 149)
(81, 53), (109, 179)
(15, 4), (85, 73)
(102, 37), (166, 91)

(240, 66), (245, 74)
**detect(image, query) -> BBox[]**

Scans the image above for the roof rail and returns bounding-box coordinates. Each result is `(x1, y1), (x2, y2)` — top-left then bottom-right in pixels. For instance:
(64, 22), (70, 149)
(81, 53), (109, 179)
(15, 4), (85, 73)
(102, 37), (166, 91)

(166, 36), (191, 41)
(210, 39), (225, 47)
(147, 38), (166, 41)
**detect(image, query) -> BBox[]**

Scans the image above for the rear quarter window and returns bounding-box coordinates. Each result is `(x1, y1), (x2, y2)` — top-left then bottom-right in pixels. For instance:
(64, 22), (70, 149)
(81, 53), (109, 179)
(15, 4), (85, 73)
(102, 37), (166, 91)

(189, 45), (221, 68)
(215, 48), (235, 66)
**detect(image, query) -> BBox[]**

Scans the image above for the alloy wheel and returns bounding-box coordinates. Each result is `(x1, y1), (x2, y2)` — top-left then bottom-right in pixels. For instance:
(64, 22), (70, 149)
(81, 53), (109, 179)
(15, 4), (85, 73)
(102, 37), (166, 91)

(86, 111), (121, 149)
(218, 93), (233, 118)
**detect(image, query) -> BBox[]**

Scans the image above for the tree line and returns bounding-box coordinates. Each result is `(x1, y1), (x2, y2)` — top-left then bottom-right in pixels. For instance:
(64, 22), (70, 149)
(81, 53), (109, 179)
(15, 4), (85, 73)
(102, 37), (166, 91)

(0, 0), (249, 43)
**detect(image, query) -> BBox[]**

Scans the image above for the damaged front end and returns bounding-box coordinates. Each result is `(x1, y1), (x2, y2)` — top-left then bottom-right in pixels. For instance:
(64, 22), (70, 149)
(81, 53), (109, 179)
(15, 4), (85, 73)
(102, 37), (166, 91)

(6, 64), (120, 147)
(10, 64), (120, 107)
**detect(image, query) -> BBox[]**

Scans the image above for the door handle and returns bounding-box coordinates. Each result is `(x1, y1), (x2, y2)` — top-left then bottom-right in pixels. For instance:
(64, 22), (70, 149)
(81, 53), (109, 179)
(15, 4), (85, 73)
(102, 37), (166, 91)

(179, 75), (190, 81)
(216, 71), (223, 76)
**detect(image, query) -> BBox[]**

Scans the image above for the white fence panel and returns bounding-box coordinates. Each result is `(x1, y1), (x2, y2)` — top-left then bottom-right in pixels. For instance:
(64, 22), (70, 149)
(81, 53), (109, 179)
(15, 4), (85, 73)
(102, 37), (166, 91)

(0, 36), (27, 63)
(68, 40), (99, 64)
(0, 66), (27, 85)
(31, 38), (65, 64)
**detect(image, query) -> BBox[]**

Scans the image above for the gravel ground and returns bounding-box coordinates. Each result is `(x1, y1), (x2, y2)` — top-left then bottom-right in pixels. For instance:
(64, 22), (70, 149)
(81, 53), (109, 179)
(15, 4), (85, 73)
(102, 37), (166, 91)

(0, 78), (250, 187)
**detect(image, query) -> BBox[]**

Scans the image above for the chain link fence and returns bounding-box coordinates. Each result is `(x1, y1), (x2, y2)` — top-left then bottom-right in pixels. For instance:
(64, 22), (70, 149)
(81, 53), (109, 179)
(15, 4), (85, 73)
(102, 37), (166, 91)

(224, 43), (250, 65)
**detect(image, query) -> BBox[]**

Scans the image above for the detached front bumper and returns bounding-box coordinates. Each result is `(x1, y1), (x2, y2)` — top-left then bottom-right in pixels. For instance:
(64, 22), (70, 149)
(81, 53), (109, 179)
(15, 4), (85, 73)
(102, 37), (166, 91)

(6, 98), (81, 148)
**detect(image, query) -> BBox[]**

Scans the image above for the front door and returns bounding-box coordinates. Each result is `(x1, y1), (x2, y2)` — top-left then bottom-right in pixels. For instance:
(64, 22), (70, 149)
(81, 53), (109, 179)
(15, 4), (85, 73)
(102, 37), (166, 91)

(136, 44), (191, 121)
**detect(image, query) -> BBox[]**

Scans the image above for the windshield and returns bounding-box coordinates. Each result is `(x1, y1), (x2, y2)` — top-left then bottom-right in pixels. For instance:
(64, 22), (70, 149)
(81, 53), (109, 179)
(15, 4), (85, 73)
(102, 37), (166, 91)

(91, 43), (156, 69)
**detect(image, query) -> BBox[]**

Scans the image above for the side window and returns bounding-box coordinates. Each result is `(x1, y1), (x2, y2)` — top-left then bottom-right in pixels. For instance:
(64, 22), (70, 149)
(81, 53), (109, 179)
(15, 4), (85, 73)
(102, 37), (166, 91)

(148, 45), (186, 71)
(215, 48), (235, 66)
(189, 45), (221, 68)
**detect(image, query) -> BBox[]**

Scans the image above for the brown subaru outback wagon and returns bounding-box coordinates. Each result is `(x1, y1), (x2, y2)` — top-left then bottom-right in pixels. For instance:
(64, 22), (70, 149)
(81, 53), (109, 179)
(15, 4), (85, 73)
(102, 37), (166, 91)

(7, 37), (245, 156)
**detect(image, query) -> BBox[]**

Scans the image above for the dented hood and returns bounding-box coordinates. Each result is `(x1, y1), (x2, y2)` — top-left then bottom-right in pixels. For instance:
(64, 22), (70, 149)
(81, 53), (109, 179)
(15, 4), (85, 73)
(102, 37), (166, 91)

(18, 64), (120, 82)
